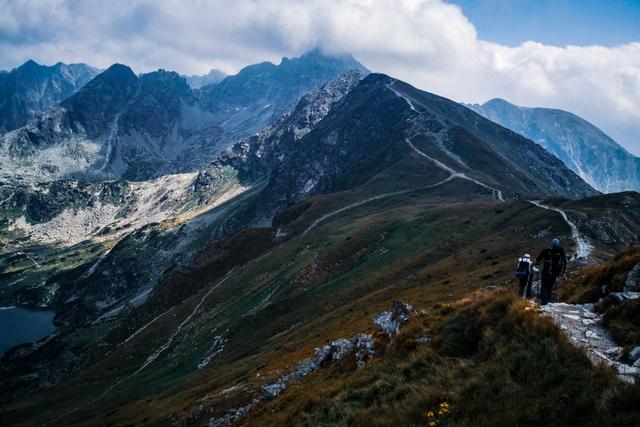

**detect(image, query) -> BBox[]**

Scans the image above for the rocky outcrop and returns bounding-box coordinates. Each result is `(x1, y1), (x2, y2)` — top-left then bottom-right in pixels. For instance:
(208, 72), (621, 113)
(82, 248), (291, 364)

(540, 302), (639, 383)
(373, 300), (415, 336)
(207, 300), (416, 426)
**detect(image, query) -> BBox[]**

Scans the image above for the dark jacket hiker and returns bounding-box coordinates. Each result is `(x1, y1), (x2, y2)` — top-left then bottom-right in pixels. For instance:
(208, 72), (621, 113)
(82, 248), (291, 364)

(536, 238), (567, 305)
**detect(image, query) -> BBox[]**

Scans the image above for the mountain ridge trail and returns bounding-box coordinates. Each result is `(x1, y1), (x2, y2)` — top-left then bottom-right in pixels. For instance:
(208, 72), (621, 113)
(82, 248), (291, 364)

(302, 175), (456, 235)
(405, 137), (505, 201)
(526, 200), (637, 382)
(528, 200), (593, 259)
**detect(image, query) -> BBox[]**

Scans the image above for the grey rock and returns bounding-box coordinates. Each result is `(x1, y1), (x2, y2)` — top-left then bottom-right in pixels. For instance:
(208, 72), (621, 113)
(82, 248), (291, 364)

(315, 338), (353, 365)
(373, 300), (415, 336)
(628, 346), (640, 363)
(351, 333), (375, 367)
(0, 60), (100, 132)
(625, 263), (640, 291)
(261, 381), (287, 399)
(208, 403), (254, 427)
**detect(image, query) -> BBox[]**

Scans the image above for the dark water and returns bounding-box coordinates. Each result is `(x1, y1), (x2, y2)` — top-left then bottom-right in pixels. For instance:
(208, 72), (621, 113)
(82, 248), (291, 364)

(0, 306), (55, 357)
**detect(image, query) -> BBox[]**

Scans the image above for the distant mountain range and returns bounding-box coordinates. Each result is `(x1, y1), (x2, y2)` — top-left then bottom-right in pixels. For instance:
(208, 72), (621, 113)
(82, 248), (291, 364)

(0, 50), (367, 182)
(0, 60), (100, 132)
(468, 98), (640, 193)
(183, 69), (227, 89)
(198, 48), (369, 141)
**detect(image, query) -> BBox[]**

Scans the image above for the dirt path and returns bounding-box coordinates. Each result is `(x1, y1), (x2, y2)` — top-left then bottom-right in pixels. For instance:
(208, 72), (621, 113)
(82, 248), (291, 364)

(529, 200), (593, 258)
(405, 138), (504, 201)
(302, 175), (455, 235)
(303, 130), (506, 236)
(527, 201), (636, 382)
(539, 302), (637, 383)
(387, 83), (505, 202)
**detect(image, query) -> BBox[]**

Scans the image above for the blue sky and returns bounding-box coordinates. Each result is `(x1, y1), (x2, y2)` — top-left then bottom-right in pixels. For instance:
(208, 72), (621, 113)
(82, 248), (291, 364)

(0, 0), (638, 154)
(450, 0), (640, 46)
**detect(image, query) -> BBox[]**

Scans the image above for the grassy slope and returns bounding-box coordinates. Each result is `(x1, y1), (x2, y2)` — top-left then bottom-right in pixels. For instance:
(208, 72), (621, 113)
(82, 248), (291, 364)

(247, 290), (640, 427)
(1, 152), (635, 425)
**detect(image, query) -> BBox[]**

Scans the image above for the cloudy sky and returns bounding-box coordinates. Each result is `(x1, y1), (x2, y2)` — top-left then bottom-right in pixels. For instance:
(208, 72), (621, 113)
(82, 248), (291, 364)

(1, 0), (639, 154)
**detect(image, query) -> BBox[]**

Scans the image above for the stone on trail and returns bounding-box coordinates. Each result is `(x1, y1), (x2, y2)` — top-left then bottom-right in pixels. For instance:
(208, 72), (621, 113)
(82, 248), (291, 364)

(625, 263), (640, 291)
(628, 346), (640, 363)
(539, 302), (637, 384)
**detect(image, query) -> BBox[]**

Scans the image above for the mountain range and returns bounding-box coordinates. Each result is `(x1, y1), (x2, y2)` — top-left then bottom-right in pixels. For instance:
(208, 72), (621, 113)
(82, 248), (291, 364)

(0, 50), (368, 182)
(468, 98), (640, 193)
(0, 60), (100, 133)
(0, 50), (639, 426)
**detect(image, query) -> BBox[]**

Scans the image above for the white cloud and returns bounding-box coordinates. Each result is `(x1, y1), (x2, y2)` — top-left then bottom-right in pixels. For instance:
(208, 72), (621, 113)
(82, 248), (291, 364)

(0, 0), (638, 154)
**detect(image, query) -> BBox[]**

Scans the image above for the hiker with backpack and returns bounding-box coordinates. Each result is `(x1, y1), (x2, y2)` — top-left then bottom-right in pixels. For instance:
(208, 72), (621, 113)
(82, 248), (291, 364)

(515, 253), (535, 299)
(535, 238), (567, 305)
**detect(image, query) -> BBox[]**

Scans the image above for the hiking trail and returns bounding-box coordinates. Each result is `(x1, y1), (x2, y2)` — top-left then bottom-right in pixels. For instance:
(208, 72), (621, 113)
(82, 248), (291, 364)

(302, 175), (455, 235)
(528, 200), (637, 382)
(529, 200), (593, 259)
(405, 138), (505, 201)
(538, 302), (638, 383)
(387, 82), (505, 202)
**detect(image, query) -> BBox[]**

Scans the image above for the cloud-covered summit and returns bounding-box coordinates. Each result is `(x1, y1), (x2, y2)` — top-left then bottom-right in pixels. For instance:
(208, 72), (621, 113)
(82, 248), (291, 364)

(1, 0), (638, 154)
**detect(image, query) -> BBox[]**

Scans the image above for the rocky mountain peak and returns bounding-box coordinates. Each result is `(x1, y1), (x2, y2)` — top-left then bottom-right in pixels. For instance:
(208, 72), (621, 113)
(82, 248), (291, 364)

(61, 64), (139, 137)
(468, 98), (640, 192)
(184, 69), (226, 89)
(16, 59), (41, 73)
(0, 60), (100, 132)
(140, 69), (192, 98)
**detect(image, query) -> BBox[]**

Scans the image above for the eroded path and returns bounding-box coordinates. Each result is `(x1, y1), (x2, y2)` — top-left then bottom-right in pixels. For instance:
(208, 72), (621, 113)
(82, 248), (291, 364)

(539, 302), (637, 383)
(303, 134), (506, 236)
(302, 175), (455, 235)
(528, 200), (636, 382)
(405, 138), (505, 201)
(529, 200), (593, 259)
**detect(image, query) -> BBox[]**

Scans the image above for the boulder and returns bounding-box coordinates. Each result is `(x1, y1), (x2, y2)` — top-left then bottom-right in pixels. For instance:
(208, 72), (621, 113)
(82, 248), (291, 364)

(625, 263), (640, 291)
(373, 300), (415, 336)
(628, 346), (640, 363)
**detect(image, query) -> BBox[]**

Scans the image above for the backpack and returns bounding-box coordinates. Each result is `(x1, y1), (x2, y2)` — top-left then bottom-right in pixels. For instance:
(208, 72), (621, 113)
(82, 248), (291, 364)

(515, 259), (530, 277)
(551, 248), (564, 269)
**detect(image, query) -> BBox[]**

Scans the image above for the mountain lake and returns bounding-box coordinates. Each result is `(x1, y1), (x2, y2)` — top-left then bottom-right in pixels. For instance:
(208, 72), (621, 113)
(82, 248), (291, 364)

(0, 306), (55, 357)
